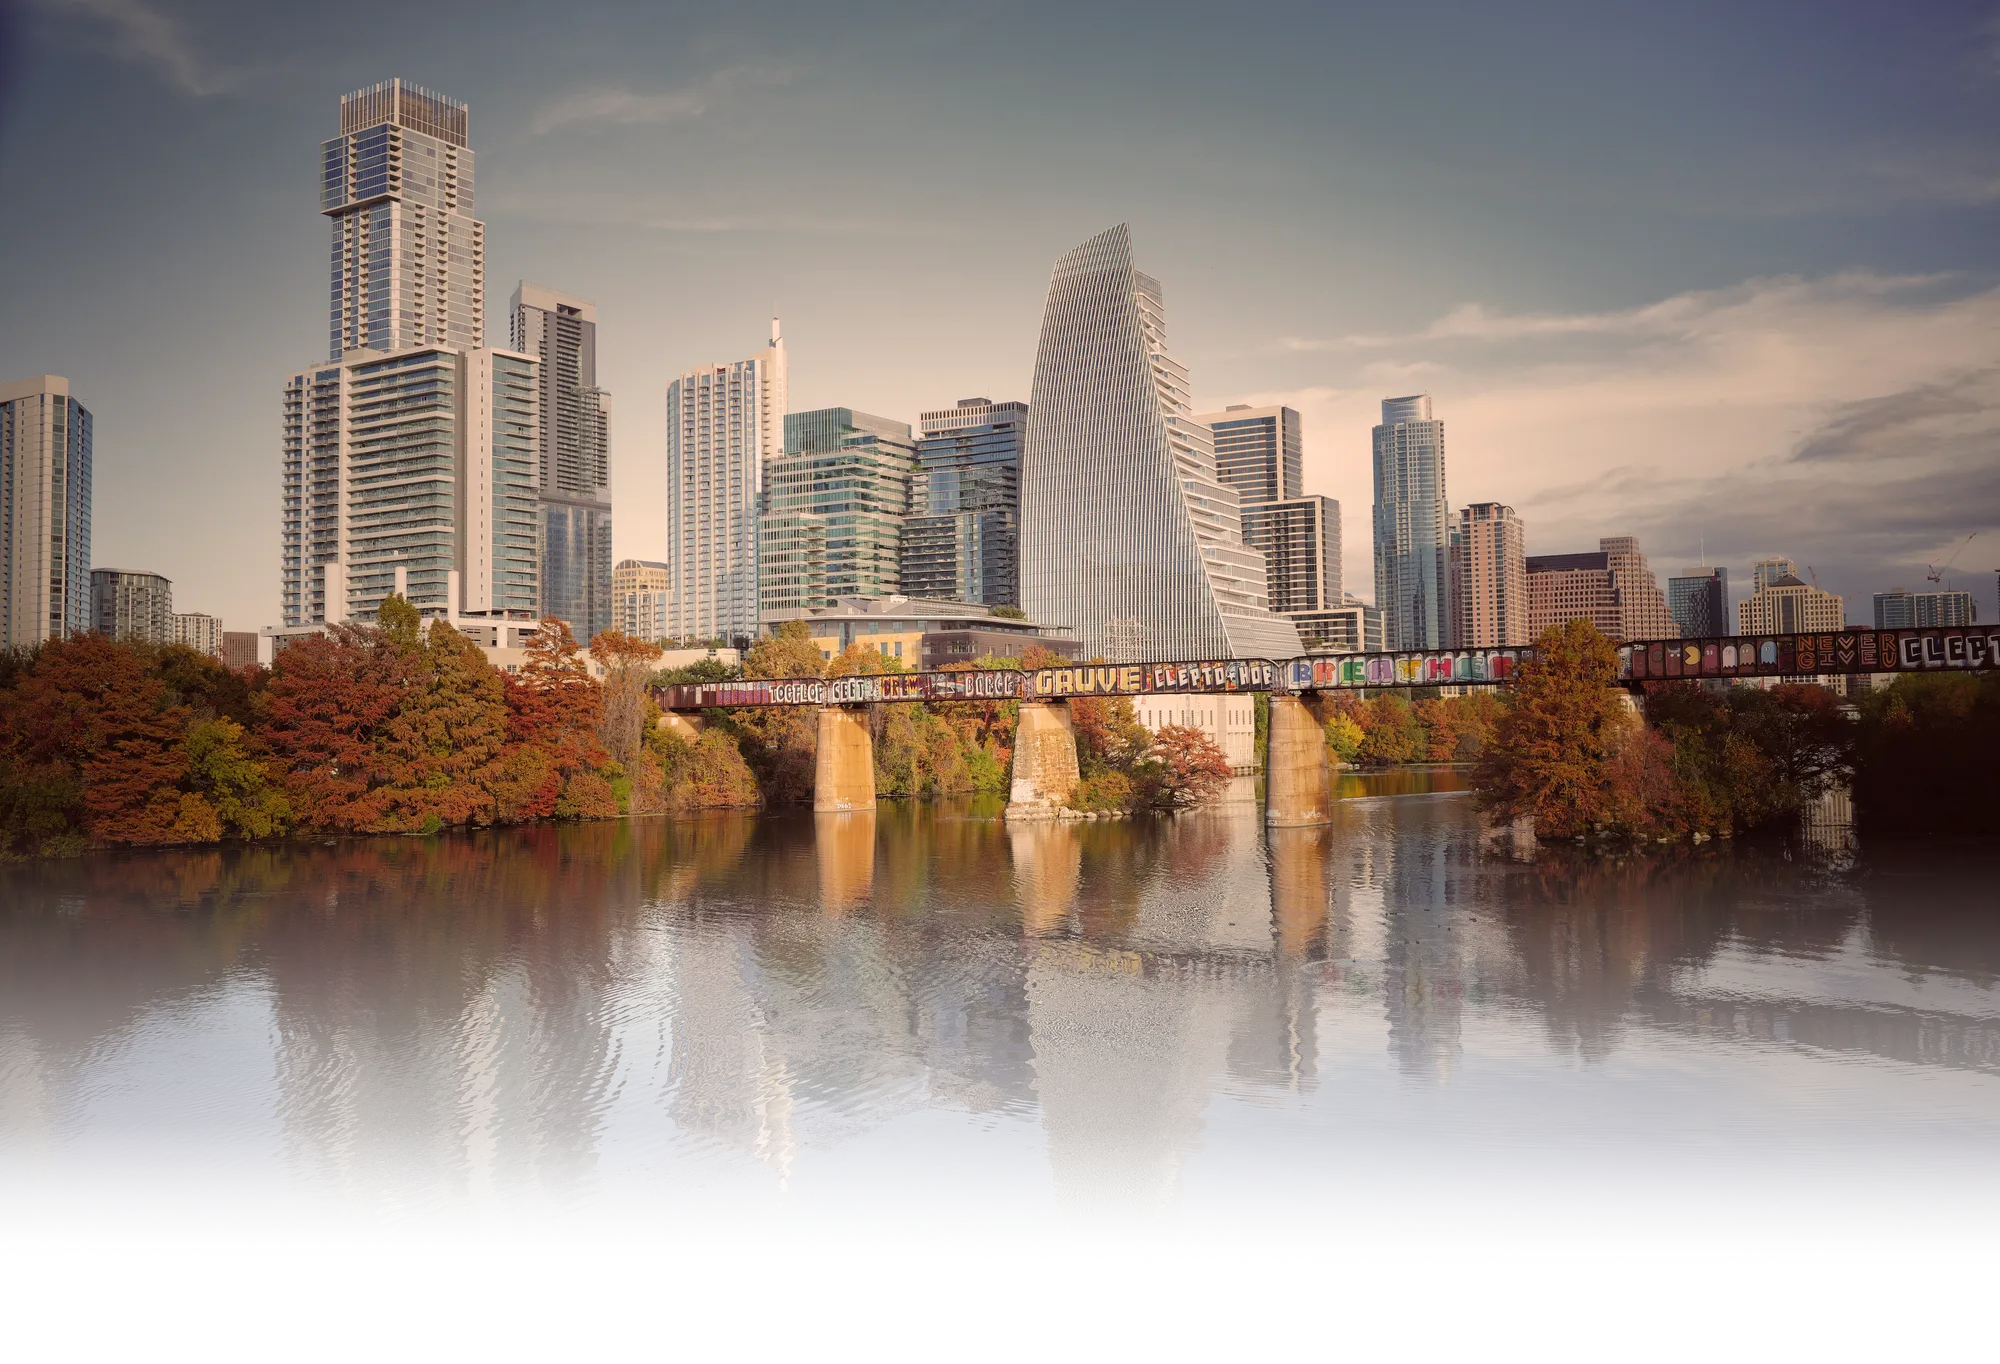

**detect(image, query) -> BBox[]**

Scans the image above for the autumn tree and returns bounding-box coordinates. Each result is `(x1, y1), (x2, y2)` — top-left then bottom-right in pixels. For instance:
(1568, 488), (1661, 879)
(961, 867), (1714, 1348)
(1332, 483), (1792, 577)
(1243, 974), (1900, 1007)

(257, 625), (403, 830)
(1133, 723), (1233, 808)
(727, 622), (826, 804)
(588, 629), (664, 774)
(1473, 619), (1635, 838)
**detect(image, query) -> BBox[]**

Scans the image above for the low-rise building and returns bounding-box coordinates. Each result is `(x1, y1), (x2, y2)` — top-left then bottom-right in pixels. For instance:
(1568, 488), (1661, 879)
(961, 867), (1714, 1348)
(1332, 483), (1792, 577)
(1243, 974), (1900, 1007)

(1292, 597), (1383, 654)
(1134, 693), (1258, 776)
(762, 595), (1078, 667)
(221, 631), (260, 669)
(173, 612), (223, 657)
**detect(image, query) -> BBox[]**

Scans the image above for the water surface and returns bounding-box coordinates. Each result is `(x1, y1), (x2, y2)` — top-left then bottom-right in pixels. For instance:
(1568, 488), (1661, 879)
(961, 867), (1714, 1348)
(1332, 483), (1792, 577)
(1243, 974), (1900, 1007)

(4, 781), (1995, 1353)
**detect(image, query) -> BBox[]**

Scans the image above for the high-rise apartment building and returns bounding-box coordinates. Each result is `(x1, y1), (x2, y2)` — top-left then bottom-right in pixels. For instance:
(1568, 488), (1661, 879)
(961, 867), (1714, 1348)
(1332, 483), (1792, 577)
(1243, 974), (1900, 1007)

(666, 320), (788, 647)
(1372, 394), (1450, 651)
(0, 375), (92, 647)
(91, 569), (174, 645)
(760, 409), (915, 617)
(1740, 570), (1843, 633)
(174, 612), (223, 657)
(1204, 404), (1301, 504)
(900, 398), (1025, 607)
(1599, 536), (1678, 639)
(1527, 552), (1623, 640)
(1669, 566), (1729, 637)
(1292, 596), (1383, 654)
(1195, 403), (1341, 626)
(1873, 588), (1976, 628)
(512, 283), (612, 640)
(322, 80), (483, 360)
(1020, 225), (1299, 661)
(612, 559), (671, 641)
(282, 347), (540, 625)
(1449, 503), (1529, 647)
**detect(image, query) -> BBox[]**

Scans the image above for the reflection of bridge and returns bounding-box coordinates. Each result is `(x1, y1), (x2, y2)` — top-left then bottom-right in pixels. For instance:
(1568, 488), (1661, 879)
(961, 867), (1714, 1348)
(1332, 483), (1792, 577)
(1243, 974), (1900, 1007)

(654, 626), (1997, 821)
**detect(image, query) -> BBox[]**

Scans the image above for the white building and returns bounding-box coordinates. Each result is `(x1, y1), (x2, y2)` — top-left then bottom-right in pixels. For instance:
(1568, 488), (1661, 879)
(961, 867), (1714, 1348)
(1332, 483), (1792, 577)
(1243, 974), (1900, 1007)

(512, 282), (612, 640)
(0, 375), (92, 647)
(1020, 225), (1299, 661)
(174, 612), (224, 657)
(1133, 693), (1259, 797)
(612, 558), (671, 641)
(666, 320), (788, 646)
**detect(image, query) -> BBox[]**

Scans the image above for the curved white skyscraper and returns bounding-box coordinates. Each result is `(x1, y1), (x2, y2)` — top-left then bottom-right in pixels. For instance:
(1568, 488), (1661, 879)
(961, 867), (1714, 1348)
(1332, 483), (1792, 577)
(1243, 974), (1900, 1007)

(1020, 226), (1300, 662)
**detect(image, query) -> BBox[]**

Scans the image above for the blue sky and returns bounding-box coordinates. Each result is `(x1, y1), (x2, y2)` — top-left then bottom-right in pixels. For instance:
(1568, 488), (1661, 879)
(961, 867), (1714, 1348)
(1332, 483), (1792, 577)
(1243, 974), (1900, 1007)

(1, 0), (1995, 631)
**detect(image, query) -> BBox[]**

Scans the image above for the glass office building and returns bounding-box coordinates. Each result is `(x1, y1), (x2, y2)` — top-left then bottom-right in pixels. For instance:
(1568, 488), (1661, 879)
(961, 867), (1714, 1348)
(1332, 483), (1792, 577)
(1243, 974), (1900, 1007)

(760, 408), (915, 614)
(1372, 394), (1450, 651)
(0, 375), (91, 647)
(513, 283), (612, 640)
(1669, 566), (1729, 637)
(900, 398), (1026, 607)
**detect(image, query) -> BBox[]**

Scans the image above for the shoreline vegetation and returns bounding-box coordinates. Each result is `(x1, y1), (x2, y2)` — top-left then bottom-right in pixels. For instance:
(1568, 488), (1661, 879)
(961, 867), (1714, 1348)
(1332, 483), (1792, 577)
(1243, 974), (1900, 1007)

(0, 606), (1988, 859)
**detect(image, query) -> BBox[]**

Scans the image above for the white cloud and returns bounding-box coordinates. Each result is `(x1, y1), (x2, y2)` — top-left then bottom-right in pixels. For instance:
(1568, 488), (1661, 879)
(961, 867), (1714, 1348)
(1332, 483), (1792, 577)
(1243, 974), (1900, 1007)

(530, 64), (795, 136)
(31, 0), (245, 97)
(1243, 273), (2000, 617)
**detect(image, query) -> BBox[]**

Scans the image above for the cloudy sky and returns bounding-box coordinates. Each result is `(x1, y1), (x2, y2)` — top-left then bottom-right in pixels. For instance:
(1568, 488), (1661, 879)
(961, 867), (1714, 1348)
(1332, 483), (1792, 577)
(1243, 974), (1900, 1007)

(1, 0), (1995, 632)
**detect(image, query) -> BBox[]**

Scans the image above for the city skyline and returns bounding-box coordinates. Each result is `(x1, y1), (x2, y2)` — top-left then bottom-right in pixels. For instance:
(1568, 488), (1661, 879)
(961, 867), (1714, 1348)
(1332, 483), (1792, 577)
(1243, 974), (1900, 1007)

(1, 2), (1996, 637)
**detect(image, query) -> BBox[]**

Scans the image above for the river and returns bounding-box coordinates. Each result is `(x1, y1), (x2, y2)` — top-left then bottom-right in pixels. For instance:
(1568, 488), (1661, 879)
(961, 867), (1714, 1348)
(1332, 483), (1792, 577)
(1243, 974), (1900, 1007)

(3, 777), (1996, 1356)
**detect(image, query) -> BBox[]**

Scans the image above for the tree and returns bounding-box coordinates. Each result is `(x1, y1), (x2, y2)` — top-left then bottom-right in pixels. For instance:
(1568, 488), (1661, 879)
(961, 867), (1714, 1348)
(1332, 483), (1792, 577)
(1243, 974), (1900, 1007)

(588, 629), (664, 774)
(1134, 724), (1233, 808)
(744, 620), (827, 680)
(1473, 620), (1634, 838)
(1323, 712), (1364, 765)
(1358, 693), (1425, 765)
(258, 626), (403, 831)
(370, 620), (513, 832)
(180, 716), (292, 839)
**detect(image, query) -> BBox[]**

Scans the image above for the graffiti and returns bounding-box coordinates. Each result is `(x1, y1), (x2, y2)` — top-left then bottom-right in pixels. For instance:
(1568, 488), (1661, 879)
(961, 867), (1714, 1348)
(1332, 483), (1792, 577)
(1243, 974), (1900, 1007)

(1025, 659), (1276, 698)
(1283, 651), (1519, 691)
(1619, 630), (2000, 682)
(656, 669), (1026, 711)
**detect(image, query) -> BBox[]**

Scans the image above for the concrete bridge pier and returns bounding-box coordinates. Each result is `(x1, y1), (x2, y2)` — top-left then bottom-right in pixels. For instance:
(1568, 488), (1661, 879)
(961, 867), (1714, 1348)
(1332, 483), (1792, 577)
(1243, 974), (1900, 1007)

(813, 705), (876, 813)
(1006, 700), (1080, 819)
(1264, 692), (1333, 826)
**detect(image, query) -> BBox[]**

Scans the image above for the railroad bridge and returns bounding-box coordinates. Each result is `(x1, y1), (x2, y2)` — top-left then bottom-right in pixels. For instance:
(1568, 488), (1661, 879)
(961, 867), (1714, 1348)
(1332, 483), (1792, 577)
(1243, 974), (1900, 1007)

(652, 627), (1998, 825)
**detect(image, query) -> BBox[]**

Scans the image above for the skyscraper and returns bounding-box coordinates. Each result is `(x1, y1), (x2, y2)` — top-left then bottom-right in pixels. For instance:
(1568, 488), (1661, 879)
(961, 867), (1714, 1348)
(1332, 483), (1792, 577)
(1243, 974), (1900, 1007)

(613, 559), (672, 641)
(1741, 571), (1843, 633)
(666, 321), (787, 646)
(1372, 394), (1449, 651)
(322, 79), (483, 360)
(0, 375), (91, 647)
(1195, 403), (1342, 627)
(760, 408), (916, 615)
(1669, 566), (1729, 637)
(1873, 588), (1976, 628)
(900, 398), (1026, 607)
(1752, 557), (1796, 593)
(174, 612), (224, 657)
(1599, 536), (1678, 639)
(1020, 225), (1299, 661)
(1449, 502), (1529, 647)
(1527, 552), (1623, 640)
(1205, 404), (1301, 504)
(91, 569), (174, 644)
(512, 283), (612, 640)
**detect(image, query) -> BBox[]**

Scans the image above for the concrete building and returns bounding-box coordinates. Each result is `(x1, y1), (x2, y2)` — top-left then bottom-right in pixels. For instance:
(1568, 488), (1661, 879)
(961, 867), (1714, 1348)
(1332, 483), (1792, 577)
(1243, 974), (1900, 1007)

(1292, 596), (1382, 655)
(1526, 551), (1622, 640)
(1133, 693), (1258, 776)
(0, 375), (92, 647)
(1202, 404), (1301, 505)
(1372, 394), (1450, 651)
(1669, 566), (1729, 637)
(322, 80), (483, 360)
(1196, 403), (1341, 639)
(612, 559), (671, 642)
(1600, 536), (1678, 639)
(512, 283), (612, 640)
(91, 569), (174, 645)
(760, 408), (915, 615)
(762, 594), (1077, 667)
(901, 398), (1025, 608)
(174, 612), (224, 657)
(1740, 572), (1844, 633)
(1020, 225), (1299, 661)
(666, 320), (787, 648)
(1873, 588), (1976, 628)
(282, 346), (540, 626)
(221, 631), (260, 669)
(1448, 502), (1529, 648)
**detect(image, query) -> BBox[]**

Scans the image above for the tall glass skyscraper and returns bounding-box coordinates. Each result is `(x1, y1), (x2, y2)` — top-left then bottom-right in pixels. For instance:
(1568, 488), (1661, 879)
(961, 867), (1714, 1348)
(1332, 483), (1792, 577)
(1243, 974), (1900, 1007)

(321, 79), (484, 361)
(1668, 566), (1728, 637)
(1020, 225), (1300, 661)
(666, 320), (787, 646)
(513, 283), (612, 641)
(0, 375), (91, 647)
(759, 408), (915, 614)
(900, 398), (1025, 606)
(1372, 394), (1450, 651)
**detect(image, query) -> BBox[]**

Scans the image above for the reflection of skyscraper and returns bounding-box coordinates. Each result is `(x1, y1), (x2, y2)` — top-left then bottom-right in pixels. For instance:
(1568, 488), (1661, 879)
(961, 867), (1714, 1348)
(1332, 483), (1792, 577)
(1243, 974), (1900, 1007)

(1372, 394), (1450, 650)
(1020, 225), (1301, 661)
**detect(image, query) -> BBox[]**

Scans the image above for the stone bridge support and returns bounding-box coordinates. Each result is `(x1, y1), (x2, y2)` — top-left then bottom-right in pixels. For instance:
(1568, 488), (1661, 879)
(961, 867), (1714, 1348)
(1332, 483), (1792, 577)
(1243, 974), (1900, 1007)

(1264, 692), (1332, 826)
(814, 705), (876, 813)
(1007, 700), (1080, 819)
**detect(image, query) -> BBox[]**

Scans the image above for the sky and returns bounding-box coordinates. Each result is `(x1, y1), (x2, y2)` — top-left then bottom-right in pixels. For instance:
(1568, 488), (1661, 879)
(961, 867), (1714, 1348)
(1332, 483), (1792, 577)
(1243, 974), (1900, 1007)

(0, 0), (1996, 634)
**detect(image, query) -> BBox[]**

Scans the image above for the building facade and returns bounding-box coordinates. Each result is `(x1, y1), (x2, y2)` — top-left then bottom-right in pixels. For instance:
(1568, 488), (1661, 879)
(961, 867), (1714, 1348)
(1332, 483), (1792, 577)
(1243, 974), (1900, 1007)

(1527, 552), (1622, 640)
(1019, 225), (1299, 661)
(1448, 502), (1529, 648)
(322, 80), (483, 361)
(1668, 567), (1729, 637)
(222, 631), (260, 669)
(666, 320), (787, 647)
(1599, 536), (1678, 639)
(612, 559), (672, 642)
(0, 375), (92, 647)
(900, 397), (1025, 607)
(1740, 573), (1844, 633)
(1372, 394), (1449, 651)
(512, 283), (612, 640)
(281, 347), (540, 625)
(1291, 598), (1383, 654)
(1873, 589), (1976, 628)
(760, 408), (915, 615)
(1239, 497), (1342, 615)
(761, 595), (1076, 667)
(91, 569), (174, 645)
(1202, 404), (1301, 504)
(174, 612), (224, 657)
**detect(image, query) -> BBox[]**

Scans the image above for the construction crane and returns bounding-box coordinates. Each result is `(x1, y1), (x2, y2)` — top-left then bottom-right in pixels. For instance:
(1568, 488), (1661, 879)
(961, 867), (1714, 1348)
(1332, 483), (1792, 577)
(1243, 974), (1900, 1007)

(1928, 531), (1978, 587)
